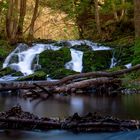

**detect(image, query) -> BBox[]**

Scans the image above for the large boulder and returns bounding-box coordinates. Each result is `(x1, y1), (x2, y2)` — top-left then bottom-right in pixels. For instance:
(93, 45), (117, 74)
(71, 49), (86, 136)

(83, 50), (112, 72)
(39, 47), (71, 77)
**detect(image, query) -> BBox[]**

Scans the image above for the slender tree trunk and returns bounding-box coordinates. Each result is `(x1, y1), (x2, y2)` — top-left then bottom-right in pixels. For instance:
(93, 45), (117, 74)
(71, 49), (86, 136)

(134, 0), (140, 38)
(111, 0), (119, 22)
(120, 0), (125, 20)
(6, 0), (19, 43)
(6, 0), (14, 40)
(28, 0), (39, 41)
(17, 0), (27, 41)
(11, 0), (19, 41)
(94, 0), (101, 34)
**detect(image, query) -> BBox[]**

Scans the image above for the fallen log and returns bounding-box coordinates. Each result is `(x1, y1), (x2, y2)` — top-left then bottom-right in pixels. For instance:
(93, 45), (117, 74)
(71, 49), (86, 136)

(0, 106), (139, 132)
(0, 77), (121, 94)
(54, 77), (120, 93)
(0, 64), (140, 92)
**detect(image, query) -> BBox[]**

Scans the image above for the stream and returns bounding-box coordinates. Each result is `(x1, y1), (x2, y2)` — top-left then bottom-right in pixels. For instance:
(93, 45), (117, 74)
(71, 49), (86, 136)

(0, 93), (140, 140)
(0, 40), (138, 139)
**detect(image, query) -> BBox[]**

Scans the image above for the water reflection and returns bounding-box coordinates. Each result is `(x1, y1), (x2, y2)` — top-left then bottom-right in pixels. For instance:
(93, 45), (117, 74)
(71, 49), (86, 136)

(70, 97), (84, 114)
(0, 93), (140, 119)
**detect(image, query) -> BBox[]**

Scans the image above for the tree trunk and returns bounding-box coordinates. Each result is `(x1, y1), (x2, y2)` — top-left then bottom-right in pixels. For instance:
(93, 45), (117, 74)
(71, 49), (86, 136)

(134, 0), (140, 38)
(120, 0), (125, 21)
(28, 0), (39, 41)
(5, 0), (19, 43)
(17, 0), (27, 41)
(6, 0), (14, 40)
(111, 0), (119, 22)
(94, 0), (101, 34)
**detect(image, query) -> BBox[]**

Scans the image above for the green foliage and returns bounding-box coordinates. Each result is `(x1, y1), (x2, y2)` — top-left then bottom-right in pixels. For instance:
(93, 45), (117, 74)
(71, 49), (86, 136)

(122, 71), (140, 89)
(107, 66), (125, 72)
(0, 40), (14, 68)
(132, 39), (140, 65)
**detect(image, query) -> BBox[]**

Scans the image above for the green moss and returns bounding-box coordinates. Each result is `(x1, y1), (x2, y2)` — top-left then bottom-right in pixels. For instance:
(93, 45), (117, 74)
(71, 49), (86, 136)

(101, 36), (134, 66)
(17, 71), (46, 81)
(0, 40), (15, 68)
(132, 38), (140, 65)
(107, 66), (125, 72)
(12, 71), (23, 76)
(0, 67), (16, 77)
(50, 68), (78, 79)
(83, 50), (112, 72)
(122, 71), (140, 90)
(39, 47), (71, 75)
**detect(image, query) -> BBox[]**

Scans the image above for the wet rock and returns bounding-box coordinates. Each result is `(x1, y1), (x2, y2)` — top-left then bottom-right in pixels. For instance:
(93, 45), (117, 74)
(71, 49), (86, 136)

(0, 67), (16, 77)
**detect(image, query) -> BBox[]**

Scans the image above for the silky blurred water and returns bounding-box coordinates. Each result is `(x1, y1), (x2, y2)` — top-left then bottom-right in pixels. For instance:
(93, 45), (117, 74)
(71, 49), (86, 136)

(0, 130), (140, 140)
(0, 93), (140, 139)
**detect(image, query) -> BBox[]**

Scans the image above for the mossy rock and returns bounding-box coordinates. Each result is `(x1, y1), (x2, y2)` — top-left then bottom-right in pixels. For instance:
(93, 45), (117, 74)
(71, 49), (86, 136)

(17, 71), (46, 81)
(83, 50), (112, 72)
(0, 67), (16, 77)
(106, 66), (125, 72)
(50, 68), (78, 79)
(101, 36), (134, 67)
(71, 45), (92, 52)
(39, 47), (71, 75)
(12, 71), (23, 76)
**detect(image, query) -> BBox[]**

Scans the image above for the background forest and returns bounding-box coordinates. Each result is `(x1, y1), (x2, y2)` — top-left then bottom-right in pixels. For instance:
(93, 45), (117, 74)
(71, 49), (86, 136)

(0, 0), (140, 74)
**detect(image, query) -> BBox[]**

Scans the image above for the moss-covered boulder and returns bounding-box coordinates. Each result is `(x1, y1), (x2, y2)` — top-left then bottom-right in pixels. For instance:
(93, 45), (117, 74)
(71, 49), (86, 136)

(50, 68), (78, 79)
(0, 67), (16, 77)
(17, 71), (46, 81)
(39, 47), (71, 76)
(102, 36), (134, 66)
(83, 50), (112, 72)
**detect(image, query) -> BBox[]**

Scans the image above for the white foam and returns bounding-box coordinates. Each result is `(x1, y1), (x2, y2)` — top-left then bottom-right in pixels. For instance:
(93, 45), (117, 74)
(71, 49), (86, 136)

(65, 49), (83, 72)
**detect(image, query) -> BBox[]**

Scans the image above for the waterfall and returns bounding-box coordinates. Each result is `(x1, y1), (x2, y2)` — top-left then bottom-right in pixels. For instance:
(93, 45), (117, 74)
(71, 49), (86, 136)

(125, 63), (132, 69)
(65, 49), (83, 72)
(3, 43), (61, 76)
(110, 51), (117, 68)
(60, 40), (111, 51)
(2, 40), (112, 79)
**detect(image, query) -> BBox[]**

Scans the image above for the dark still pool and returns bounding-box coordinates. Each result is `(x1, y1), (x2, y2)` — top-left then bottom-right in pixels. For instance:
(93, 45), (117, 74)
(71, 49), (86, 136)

(0, 93), (140, 140)
(0, 93), (140, 119)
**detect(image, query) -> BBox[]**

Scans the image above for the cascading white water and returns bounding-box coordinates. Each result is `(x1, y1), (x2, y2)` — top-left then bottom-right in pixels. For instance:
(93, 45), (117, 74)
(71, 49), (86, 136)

(125, 63), (132, 69)
(65, 49), (83, 72)
(110, 51), (117, 68)
(60, 40), (111, 51)
(3, 43), (61, 75)
(2, 40), (112, 80)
